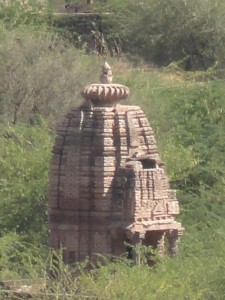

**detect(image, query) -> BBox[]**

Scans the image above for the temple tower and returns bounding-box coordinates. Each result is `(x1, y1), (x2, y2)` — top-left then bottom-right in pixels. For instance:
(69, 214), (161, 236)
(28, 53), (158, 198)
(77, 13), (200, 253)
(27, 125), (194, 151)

(48, 63), (184, 263)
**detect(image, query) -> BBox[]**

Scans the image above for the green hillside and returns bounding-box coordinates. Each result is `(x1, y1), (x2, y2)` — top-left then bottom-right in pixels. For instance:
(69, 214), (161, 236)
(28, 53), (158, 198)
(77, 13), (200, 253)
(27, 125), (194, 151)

(1, 0), (225, 299)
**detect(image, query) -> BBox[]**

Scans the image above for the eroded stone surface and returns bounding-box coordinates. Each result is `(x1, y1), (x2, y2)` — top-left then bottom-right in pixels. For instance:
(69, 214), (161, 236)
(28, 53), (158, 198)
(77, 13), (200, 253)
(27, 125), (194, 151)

(81, 62), (129, 106)
(48, 65), (184, 263)
(100, 62), (113, 84)
(81, 83), (129, 105)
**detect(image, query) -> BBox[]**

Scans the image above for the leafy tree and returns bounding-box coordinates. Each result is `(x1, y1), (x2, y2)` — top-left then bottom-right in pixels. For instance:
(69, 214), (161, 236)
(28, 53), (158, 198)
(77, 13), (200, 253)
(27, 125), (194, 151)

(0, 232), (46, 279)
(102, 0), (225, 69)
(0, 123), (52, 239)
(0, 26), (101, 125)
(0, 0), (51, 29)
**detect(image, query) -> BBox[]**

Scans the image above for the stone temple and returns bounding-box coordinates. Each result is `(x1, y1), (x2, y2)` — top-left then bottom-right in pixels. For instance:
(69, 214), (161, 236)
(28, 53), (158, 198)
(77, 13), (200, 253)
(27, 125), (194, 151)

(48, 63), (184, 264)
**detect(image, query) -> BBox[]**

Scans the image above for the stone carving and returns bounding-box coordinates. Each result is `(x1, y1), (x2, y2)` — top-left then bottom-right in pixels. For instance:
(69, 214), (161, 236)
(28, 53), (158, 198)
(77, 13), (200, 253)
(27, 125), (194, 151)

(100, 62), (113, 83)
(81, 62), (129, 106)
(48, 63), (184, 264)
(81, 83), (129, 105)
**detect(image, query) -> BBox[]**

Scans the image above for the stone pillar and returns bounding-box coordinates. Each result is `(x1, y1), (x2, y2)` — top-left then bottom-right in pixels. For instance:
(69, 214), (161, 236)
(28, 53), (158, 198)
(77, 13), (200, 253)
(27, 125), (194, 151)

(157, 232), (165, 257)
(129, 232), (145, 265)
(168, 230), (181, 257)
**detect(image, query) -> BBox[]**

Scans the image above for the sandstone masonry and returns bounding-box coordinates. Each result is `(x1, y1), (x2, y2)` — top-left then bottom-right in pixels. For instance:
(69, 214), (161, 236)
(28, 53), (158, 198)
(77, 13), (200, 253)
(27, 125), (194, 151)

(48, 63), (184, 264)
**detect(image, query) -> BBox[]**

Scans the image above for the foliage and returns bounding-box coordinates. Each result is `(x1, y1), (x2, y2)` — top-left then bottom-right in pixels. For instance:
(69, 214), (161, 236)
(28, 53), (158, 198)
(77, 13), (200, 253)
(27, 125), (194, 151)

(0, 123), (52, 279)
(3, 0), (225, 70)
(0, 0), (51, 29)
(52, 13), (124, 57)
(45, 249), (80, 297)
(76, 249), (225, 300)
(93, 0), (225, 70)
(0, 233), (47, 279)
(129, 0), (225, 69)
(0, 26), (102, 125)
(0, 123), (52, 238)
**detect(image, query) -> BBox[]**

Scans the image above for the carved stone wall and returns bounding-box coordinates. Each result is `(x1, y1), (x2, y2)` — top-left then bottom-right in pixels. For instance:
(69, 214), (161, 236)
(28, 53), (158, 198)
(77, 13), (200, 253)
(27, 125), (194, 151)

(48, 63), (184, 262)
(49, 104), (184, 262)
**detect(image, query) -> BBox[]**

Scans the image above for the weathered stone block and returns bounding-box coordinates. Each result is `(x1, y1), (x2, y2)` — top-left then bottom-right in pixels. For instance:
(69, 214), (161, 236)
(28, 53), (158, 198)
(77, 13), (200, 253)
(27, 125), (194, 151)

(48, 71), (184, 263)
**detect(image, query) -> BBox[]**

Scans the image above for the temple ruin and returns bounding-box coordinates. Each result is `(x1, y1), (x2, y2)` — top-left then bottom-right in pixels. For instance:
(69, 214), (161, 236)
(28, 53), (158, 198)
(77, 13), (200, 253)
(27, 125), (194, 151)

(48, 63), (184, 264)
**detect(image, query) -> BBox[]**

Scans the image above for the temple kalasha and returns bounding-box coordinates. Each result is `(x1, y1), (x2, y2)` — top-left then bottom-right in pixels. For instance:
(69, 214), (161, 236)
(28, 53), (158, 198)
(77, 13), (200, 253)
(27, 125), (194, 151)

(48, 63), (184, 264)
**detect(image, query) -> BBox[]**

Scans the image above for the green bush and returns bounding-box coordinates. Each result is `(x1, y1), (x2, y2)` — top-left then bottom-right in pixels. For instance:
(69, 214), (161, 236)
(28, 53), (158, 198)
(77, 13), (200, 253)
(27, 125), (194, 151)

(0, 232), (47, 279)
(0, 26), (102, 125)
(0, 123), (52, 279)
(0, 0), (50, 29)
(0, 123), (52, 238)
(104, 0), (225, 70)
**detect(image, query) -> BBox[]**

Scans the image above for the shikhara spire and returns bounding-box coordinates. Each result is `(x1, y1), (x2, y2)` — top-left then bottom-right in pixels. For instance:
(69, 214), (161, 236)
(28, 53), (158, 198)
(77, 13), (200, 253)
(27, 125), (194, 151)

(48, 63), (184, 264)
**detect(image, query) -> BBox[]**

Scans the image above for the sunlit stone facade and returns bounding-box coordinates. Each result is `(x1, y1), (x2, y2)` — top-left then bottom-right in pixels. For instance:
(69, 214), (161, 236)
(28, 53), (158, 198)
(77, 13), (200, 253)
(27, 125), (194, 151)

(48, 63), (184, 263)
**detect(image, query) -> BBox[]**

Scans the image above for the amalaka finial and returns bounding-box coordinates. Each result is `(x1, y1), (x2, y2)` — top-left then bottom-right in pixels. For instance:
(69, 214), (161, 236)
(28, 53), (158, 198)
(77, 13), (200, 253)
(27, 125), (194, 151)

(81, 63), (129, 106)
(100, 62), (113, 84)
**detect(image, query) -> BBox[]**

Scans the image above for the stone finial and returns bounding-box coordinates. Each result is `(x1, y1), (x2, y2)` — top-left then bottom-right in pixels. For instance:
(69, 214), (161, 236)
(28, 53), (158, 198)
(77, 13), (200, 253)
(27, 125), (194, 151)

(100, 62), (113, 84)
(81, 63), (129, 106)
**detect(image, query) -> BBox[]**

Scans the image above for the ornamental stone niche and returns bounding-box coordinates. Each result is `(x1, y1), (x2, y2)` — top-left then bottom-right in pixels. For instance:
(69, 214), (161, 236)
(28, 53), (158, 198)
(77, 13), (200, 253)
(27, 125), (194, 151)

(48, 62), (184, 264)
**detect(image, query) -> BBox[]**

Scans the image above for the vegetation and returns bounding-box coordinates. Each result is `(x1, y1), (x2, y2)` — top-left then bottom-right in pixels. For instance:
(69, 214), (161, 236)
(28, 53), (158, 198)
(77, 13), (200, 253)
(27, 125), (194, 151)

(117, 0), (225, 70)
(1, 0), (225, 299)
(49, 0), (225, 70)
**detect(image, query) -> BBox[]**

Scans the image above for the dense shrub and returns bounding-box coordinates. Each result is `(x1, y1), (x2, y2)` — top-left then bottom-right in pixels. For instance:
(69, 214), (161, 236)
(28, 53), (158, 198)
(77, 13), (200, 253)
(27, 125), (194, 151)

(0, 123), (51, 279)
(98, 0), (225, 70)
(0, 123), (52, 238)
(0, 26), (103, 125)
(0, 0), (50, 29)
